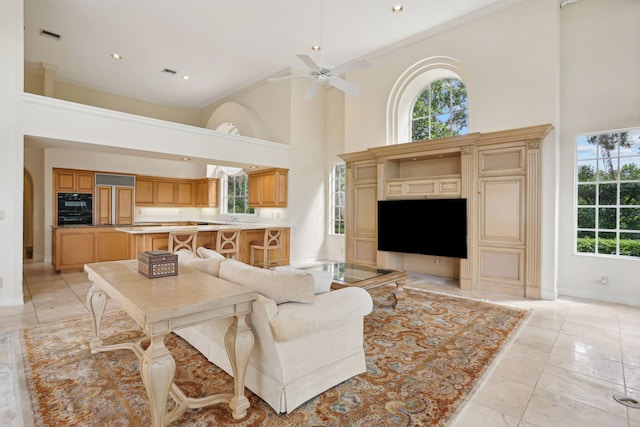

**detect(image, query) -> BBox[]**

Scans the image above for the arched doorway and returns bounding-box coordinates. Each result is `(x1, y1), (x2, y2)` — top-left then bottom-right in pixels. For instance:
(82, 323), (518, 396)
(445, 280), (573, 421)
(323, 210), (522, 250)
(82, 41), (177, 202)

(24, 168), (34, 259)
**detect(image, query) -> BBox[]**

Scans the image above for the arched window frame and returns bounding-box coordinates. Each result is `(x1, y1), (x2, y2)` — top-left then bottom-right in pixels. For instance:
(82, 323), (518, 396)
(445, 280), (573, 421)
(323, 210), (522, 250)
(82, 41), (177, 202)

(386, 57), (471, 145)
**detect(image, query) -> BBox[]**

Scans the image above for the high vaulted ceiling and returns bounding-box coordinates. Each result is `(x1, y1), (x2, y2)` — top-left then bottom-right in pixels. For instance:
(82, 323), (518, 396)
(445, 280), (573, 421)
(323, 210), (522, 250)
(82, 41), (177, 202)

(24, 0), (520, 110)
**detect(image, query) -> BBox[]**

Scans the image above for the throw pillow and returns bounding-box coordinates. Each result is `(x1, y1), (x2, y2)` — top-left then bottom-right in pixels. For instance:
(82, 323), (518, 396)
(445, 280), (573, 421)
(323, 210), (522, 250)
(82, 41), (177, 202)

(273, 266), (332, 294)
(219, 259), (316, 304)
(175, 249), (225, 277)
(197, 246), (226, 260)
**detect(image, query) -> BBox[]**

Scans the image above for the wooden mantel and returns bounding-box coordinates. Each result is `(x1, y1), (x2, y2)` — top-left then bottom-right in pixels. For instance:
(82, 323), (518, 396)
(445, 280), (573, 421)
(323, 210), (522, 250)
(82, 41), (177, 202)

(340, 124), (553, 299)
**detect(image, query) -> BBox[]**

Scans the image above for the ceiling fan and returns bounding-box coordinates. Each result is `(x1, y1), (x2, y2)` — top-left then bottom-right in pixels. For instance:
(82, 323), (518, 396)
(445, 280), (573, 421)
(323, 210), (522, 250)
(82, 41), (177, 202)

(267, 0), (371, 100)
(269, 55), (371, 100)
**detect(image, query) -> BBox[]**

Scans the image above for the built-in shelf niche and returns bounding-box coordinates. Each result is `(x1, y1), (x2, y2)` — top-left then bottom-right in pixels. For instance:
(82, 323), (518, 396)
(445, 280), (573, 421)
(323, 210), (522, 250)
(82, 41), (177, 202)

(384, 151), (462, 198)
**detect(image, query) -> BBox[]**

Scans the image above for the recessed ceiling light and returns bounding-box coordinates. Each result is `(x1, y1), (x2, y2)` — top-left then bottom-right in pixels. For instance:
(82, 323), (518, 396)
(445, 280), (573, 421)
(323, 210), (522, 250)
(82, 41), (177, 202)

(311, 45), (321, 51)
(181, 157), (191, 161)
(391, 4), (404, 13)
(111, 53), (122, 60)
(182, 75), (190, 80)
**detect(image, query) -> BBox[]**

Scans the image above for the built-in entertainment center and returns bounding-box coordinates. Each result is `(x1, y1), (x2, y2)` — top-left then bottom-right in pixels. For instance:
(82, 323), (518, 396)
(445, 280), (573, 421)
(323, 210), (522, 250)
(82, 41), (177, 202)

(340, 124), (552, 299)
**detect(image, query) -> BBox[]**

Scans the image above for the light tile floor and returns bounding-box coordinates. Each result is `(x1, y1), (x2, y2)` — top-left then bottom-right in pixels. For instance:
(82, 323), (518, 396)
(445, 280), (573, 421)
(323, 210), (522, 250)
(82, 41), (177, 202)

(1, 262), (640, 426)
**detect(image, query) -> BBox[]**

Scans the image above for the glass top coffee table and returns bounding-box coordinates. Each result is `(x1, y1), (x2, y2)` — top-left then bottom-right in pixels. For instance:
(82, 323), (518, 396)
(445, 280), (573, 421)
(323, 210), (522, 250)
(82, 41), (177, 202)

(303, 262), (409, 300)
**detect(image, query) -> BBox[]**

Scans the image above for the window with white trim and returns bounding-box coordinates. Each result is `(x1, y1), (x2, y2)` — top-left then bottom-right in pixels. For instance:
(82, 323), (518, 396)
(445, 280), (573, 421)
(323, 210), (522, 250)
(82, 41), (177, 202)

(576, 129), (640, 257)
(329, 163), (345, 235)
(411, 78), (468, 141)
(222, 173), (254, 215)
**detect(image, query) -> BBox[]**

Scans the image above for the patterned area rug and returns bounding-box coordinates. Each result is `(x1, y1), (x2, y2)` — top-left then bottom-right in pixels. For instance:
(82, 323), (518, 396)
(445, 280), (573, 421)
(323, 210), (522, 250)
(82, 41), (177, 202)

(21, 285), (529, 426)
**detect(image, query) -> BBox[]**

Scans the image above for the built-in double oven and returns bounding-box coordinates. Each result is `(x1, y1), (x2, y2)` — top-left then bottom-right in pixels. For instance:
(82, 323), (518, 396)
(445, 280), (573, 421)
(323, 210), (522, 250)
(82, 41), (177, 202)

(57, 193), (93, 225)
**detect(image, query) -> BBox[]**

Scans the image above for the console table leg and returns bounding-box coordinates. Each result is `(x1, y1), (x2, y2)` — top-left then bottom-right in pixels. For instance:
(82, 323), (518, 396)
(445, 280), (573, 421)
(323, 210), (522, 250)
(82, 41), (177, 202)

(86, 284), (107, 352)
(225, 312), (254, 419)
(394, 279), (406, 301)
(140, 334), (175, 427)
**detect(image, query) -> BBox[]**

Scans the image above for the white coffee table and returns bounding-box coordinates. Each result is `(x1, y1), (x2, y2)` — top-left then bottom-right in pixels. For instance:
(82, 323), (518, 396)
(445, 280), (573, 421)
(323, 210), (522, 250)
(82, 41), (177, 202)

(85, 259), (258, 426)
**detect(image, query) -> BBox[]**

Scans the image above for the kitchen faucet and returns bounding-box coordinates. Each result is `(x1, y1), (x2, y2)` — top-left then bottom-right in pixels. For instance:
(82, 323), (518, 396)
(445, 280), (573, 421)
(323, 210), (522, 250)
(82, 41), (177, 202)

(228, 214), (238, 223)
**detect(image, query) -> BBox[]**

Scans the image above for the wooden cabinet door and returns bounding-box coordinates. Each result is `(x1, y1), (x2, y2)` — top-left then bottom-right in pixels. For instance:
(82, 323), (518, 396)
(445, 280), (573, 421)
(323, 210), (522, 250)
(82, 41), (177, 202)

(248, 174), (261, 206)
(176, 180), (194, 206)
(116, 187), (134, 225)
(96, 186), (112, 225)
(97, 229), (130, 261)
(155, 179), (176, 205)
(206, 179), (219, 207)
(135, 177), (154, 205)
(76, 172), (95, 192)
(260, 173), (277, 206)
(55, 170), (76, 192)
(276, 172), (287, 207)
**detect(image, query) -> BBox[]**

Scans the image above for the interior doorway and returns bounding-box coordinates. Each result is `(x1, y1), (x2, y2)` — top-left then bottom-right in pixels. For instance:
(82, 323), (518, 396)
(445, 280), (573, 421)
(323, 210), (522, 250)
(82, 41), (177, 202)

(24, 168), (34, 259)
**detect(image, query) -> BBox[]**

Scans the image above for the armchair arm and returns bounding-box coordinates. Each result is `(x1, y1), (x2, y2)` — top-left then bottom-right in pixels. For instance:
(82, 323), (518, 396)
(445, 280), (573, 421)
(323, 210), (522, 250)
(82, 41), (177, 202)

(268, 287), (373, 342)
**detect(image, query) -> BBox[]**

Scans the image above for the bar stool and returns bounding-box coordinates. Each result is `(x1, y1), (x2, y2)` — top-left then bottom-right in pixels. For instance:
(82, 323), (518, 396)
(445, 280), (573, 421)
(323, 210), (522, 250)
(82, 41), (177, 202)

(168, 229), (198, 253)
(208, 228), (241, 259)
(250, 227), (284, 268)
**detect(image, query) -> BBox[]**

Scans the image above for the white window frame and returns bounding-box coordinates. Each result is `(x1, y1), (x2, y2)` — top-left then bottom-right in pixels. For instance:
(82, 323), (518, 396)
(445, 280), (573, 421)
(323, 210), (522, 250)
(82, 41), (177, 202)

(410, 77), (468, 141)
(575, 128), (640, 258)
(221, 173), (254, 215)
(329, 163), (346, 235)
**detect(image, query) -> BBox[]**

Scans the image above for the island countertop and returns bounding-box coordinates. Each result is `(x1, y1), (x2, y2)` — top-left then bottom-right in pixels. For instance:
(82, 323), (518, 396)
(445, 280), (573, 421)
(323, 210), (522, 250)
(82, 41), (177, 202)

(115, 223), (285, 234)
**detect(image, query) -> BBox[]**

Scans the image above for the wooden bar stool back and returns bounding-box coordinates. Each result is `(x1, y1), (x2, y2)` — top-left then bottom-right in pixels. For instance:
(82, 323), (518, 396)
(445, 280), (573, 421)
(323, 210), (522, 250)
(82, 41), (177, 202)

(168, 229), (198, 253)
(250, 227), (284, 268)
(214, 228), (241, 259)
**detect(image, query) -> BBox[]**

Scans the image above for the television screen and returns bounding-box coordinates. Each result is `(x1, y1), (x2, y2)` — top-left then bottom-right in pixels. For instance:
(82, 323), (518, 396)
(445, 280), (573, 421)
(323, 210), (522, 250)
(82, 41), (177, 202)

(377, 198), (468, 259)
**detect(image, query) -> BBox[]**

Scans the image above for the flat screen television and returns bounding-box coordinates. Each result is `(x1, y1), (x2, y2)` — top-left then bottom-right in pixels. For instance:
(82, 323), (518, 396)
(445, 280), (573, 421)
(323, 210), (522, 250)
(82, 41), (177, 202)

(377, 198), (468, 259)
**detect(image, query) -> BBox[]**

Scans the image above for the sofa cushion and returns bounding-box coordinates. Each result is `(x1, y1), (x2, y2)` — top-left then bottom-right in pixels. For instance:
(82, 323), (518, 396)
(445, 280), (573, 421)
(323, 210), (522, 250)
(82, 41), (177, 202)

(176, 249), (225, 277)
(197, 246), (226, 261)
(219, 259), (316, 304)
(273, 266), (332, 294)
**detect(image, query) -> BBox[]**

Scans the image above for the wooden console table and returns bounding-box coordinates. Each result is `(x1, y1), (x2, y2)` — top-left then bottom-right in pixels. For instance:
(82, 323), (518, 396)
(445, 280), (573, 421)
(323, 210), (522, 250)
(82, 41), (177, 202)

(84, 260), (258, 426)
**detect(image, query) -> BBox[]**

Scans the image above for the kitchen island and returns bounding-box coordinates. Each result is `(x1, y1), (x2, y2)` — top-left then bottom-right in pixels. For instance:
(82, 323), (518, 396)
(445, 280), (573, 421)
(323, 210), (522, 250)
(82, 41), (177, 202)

(115, 223), (290, 266)
(52, 223), (289, 272)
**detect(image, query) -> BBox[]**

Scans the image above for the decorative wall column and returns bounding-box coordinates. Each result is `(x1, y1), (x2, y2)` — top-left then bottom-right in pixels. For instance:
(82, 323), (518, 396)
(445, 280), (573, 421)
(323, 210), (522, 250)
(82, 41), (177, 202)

(525, 138), (542, 299)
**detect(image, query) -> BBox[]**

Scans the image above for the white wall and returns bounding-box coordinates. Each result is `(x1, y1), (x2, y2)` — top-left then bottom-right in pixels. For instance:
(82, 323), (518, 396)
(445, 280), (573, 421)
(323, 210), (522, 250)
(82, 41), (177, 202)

(342, 0), (560, 298)
(557, 0), (640, 305)
(0, 0), (23, 305)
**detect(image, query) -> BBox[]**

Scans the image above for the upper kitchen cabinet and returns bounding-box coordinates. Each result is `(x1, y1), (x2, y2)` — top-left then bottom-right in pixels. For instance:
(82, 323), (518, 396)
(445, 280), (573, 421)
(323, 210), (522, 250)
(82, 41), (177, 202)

(248, 168), (288, 208)
(176, 180), (195, 206)
(194, 178), (219, 207)
(135, 177), (154, 205)
(54, 168), (94, 193)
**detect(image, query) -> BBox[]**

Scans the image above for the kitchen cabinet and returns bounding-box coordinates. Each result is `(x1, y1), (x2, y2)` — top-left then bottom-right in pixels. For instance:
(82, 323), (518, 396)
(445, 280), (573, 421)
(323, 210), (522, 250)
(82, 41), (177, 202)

(176, 180), (194, 206)
(52, 226), (131, 272)
(194, 178), (218, 207)
(136, 175), (214, 207)
(248, 168), (288, 208)
(54, 168), (94, 193)
(135, 177), (154, 205)
(155, 179), (176, 205)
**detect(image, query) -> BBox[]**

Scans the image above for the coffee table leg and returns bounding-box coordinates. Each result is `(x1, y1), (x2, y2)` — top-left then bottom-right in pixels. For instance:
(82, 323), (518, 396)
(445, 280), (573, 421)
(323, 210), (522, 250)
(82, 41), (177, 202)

(140, 334), (175, 427)
(225, 311), (254, 419)
(87, 284), (107, 352)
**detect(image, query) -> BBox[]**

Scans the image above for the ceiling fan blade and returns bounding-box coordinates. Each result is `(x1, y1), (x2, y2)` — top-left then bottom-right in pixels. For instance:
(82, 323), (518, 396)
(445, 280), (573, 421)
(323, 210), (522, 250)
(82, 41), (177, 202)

(304, 79), (324, 100)
(328, 76), (361, 96)
(268, 75), (310, 83)
(297, 54), (322, 72)
(331, 59), (371, 76)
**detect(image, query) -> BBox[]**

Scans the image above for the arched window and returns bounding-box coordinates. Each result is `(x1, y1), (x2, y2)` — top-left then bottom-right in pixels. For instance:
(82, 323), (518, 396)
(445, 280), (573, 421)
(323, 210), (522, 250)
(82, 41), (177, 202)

(411, 78), (468, 141)
(386, 57), (470, 145)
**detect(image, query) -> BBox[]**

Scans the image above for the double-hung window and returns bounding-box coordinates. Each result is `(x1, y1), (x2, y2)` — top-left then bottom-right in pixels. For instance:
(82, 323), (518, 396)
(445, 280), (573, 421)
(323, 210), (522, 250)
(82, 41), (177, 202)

(576, 129), (640, 257)
(222, 173), (254, 215)
(329, 163), (346, 235)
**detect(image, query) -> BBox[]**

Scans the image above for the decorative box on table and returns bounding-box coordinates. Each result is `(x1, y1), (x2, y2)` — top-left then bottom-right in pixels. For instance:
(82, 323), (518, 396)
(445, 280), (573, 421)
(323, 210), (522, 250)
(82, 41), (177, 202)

(138, 250), (178, 278)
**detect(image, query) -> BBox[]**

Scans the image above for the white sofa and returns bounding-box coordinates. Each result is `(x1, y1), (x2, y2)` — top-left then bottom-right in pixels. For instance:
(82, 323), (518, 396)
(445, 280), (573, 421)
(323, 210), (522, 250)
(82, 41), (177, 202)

(173, 249), (373, 413)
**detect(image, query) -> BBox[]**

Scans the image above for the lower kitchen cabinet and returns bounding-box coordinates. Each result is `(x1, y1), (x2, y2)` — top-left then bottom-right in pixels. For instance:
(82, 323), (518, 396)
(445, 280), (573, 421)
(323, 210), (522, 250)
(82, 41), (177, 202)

(52, 227), (131, 272)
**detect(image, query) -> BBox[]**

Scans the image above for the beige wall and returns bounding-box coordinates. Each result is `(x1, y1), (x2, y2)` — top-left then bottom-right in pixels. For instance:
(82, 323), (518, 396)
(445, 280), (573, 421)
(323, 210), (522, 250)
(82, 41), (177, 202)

(557, 0), (640, 305)
(1, 0), (23, 305)
(25, 63), (202, 127)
